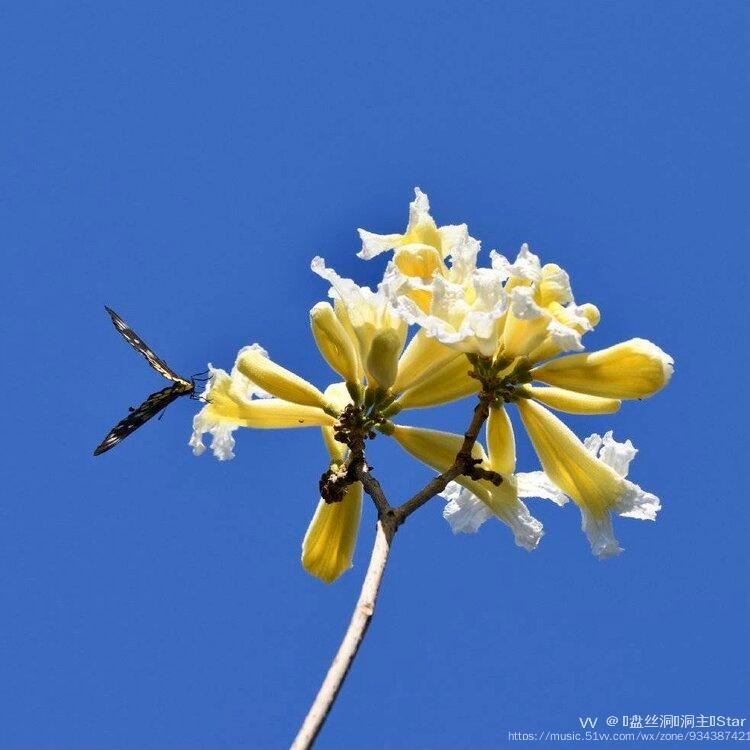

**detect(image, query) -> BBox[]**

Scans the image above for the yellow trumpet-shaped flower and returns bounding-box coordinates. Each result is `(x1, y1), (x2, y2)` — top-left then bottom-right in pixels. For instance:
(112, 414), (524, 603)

(302, 482), (363, 584)
(516, 398), (660, 558)
(531, 338), (674, 399)
(189, 360), (336, 460)
(236, 345), (333, 411)
(390, 424), (542, 550)
(310, 302), (360, 385)
(301, 382), (363, 583)
(311, 256), (407, 388)
(357, 187), (469, 261)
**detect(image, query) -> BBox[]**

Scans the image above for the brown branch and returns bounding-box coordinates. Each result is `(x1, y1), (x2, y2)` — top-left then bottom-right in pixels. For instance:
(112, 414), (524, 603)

(351, 463), (398, 541)
(394, 392), (496, 523)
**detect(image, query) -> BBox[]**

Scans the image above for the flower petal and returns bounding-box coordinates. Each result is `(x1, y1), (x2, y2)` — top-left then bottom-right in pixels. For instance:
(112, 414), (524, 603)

(440, 481), (543, 551)
(312, 256), (407, 384)
(441, 482), (493, 533)
(516, 398), (624, 518)
(487, 404), (516, 474)
(516, 471), (570, 506)
(579, 507), (623, 559)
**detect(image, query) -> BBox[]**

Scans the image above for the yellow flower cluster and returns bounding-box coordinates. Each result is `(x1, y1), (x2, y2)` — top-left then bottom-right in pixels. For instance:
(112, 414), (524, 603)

(191, 189), (673, 582)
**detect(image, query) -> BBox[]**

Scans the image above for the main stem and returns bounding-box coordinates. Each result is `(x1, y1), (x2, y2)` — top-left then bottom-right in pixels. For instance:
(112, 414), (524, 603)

(290, 521), (392, 750)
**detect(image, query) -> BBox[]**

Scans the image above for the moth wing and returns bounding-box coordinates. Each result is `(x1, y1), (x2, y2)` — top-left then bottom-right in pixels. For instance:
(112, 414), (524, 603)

(93, 384), (187, 456)
(104, 306), (189, 385)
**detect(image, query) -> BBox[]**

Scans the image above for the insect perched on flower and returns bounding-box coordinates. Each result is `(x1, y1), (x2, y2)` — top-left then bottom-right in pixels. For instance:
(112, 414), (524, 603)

(94, 307), (206, 456)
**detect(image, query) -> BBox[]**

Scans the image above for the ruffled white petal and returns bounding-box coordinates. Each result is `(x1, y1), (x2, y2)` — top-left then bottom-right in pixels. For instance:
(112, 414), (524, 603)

(439, 224), (472, 263)
(441, 482), (493, 533)
(579, 508), (623, 559)
(509, 285), (544, 319)
(440, 481), (543, 551)
(357, 229), (404, 260)
(584, 431), (636, 477)
(496, 243), (542, 283)
(356, 187), (437, 260)
(546, 317), (585, 352)
(189, 364), (240, 460)
(516, 471), (569, 506)
(500, 495), (544, 551)
(614, 480), (661, 521)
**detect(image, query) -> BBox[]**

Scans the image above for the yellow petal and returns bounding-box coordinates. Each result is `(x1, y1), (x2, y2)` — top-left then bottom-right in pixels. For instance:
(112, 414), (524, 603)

(393, 329), (461, 394)
(310, 302), (360, 384)
(391, 424), (490, 504)
(523, 385), (621, 414)
(502, 309), (550, 359)
(531, 338), (673, 399)
(395, 354), (478, 410)
(536, 263), (572, 307)
(236, 347), (332, 411)
(402, 223), (442, 251)
(301, 482), (363, 584)
(405, 287), (434, 315)
(516, 398), (623, 517)
(333, 300), (364, 380)
(487, 404), (516, 474)
(393, 244), (446, 280)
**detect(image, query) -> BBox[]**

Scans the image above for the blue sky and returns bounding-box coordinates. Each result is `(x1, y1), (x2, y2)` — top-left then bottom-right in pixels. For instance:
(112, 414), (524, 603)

(1, 2), (747, 748)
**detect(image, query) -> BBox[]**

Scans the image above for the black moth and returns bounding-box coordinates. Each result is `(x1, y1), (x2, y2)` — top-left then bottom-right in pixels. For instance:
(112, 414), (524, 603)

(93, 306), (200, 456)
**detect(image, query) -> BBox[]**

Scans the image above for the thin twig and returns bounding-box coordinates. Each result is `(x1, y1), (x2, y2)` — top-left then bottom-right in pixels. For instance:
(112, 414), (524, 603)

(395, 393), (493, 522)
(290, 521), (392, 750)
(352, 464), (397, 536)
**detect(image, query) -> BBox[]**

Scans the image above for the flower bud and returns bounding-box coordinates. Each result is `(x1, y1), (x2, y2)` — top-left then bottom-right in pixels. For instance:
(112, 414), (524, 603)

(531, 339), (673, 399)
(310, 302), (360, 385)
(365, 329), (403, 389)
